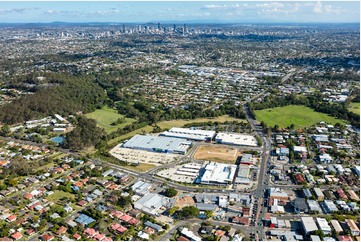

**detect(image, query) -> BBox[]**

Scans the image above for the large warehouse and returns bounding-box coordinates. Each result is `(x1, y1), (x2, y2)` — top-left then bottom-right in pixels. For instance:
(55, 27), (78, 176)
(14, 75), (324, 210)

(215, 132), (258, 146)
(199, 162), (237, 185)
(161, 127), (216, 141)
(122, 135), (192, 155)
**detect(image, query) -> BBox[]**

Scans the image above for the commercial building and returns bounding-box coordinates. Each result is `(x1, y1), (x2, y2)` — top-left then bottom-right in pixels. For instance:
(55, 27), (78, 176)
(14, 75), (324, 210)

(215, 132), (257, 146)
(161, 127), (216, 141)
(200, 162), (237, 185)
(123, 135), (192, 155)
(301, 217), (318, 235)
(133, 193), (173, 216)
(268, 188), (289, 206)
(235, 164), (250, 184)
(176, 162), (202, 178)
(316, 218), (331, 234)
(131, 181), (152, 196)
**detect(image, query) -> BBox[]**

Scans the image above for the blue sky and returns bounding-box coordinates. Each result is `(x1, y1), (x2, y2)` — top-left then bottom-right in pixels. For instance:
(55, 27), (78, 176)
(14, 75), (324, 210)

(0, 1), (359, 23)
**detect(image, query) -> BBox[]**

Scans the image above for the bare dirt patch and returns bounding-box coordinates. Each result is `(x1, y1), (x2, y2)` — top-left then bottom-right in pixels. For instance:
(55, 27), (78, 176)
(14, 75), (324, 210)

(193, 145), (241, 164)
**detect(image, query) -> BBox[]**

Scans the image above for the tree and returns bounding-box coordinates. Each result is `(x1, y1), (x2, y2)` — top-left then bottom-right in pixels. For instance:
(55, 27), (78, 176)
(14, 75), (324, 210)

(167, 206), (179, 216)
(204, 210), (213, 219)
(178, 206), (199, 219)
(164, 187), (178, 197)
(117, 195), (132, 208)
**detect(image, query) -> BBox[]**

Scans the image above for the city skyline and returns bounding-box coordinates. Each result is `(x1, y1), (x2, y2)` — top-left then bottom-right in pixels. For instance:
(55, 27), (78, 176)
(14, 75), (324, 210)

(0, 1), (359, 23)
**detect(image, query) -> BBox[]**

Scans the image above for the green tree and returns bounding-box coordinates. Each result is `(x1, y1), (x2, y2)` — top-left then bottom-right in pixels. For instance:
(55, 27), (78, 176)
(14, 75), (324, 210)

(164, 187), (178, 197)
(178, 206), (199, 219)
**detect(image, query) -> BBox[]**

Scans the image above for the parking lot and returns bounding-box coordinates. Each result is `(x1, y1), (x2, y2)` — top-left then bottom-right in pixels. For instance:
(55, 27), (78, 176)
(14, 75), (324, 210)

(110, 147), (181, 165)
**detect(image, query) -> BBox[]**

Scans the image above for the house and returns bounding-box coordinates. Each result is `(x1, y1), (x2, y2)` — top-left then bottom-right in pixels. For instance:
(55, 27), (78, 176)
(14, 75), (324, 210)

(6, 215), (16, 222)
(330, 220), (343, 234)
(64, 204), (73, 213)
(292, 198), (308, 214)
(56, 226), (67, 235)
(338, 235), (353, 241)
(319, 154), (333, 163)
(345, 219), (360, 236)
(41, 233), (54, 241)
(10, 232), (22, 241)
(316, 218), (331, 234)
(144, 221), (163, 232)
(84, 228), (98, 238)
(73, 234), (81, 240)
(313, 188), (324, 201)
(232, 216), (250, 226)
(137, 231), (149, 240)
(24, 193), (34, 200)
(336, 189), (348, 200)
(94, 233), (106, 241)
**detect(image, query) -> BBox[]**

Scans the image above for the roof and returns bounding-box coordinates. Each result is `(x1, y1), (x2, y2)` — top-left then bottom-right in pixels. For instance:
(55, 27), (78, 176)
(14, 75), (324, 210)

(330, 220), (343, 233)
(75, 214), (96, 225)
(301, 217), (318, 233)
(162, 127), (216, 141)
(201, 162), (237, 184)
(196, 203), (218, 211)
(215, 132), (258, 146)
(123, 135), (192, 153)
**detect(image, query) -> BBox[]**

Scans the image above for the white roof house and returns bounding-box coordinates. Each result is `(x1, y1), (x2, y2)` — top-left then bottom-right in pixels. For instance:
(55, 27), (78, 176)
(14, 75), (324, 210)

(293, 146), (308, 153)
(316, 218), (332, 234)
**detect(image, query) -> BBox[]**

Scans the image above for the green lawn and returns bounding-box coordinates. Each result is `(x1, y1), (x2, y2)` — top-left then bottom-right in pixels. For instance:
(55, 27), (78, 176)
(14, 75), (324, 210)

(348, 102), (360, 115)
(107, 125), (154, 146)
(255, 105), (346, 129)
(157, 115), (246, 130)
(46, 190), (75, 203)
(125, 163), (157, 173)
(85, 106), (136, 134)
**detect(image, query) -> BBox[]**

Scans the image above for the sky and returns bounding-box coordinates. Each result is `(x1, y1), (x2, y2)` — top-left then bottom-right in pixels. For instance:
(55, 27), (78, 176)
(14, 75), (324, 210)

(0, 1), (359, 23)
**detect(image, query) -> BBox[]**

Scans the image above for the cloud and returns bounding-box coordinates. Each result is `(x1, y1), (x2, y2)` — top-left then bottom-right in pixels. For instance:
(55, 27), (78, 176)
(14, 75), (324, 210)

(313, 0), (322, 13)
(201, 4), (227, 10)
(0, 7), (37, 15)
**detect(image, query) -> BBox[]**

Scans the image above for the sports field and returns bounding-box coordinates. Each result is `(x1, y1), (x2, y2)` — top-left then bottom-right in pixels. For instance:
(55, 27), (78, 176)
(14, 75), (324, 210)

(85, 106), (136, 133)
(348, 102), (360, 115)
(255, 105), (345, 129)
(193, 145), (241, 164)
(157, 115), (246, 130)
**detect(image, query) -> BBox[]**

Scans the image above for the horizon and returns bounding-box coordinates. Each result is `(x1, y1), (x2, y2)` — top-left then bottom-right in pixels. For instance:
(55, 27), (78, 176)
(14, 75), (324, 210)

(0, 1), (359, 24)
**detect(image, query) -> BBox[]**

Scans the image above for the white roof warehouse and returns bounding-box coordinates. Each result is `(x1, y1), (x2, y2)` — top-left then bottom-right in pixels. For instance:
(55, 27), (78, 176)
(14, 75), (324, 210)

(123, 135), (192, 155)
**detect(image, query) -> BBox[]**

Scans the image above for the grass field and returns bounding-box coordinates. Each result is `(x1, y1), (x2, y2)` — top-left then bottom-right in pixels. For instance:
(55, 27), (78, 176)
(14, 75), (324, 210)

(107, 125), (153, 145)
(107, 115), (246, 146)
(157, 115), (246, 130)
(193, 145), (240, 164)
(255, 105), (346, 129)
(348, 102), (360, 115)
(46, 190), (75, 203)
(125, 163), (156, 172)
(85, 106), (136, 134)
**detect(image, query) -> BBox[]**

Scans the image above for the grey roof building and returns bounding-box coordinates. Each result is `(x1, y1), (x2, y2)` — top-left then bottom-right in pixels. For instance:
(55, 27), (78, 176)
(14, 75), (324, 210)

(292, 198), (308, 214)
(196, 203), (218, 211)
(123, 135), (192, 155)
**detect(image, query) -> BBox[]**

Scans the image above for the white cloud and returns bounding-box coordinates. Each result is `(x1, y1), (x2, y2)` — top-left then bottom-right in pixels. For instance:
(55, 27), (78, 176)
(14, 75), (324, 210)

(313, 0), (322, 14)
(202, 4), (227, 10)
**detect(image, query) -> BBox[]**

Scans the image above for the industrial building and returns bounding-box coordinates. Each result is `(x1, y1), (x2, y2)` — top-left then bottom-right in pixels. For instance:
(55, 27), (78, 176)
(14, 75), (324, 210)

(200, 162), (237, 185)
(215, 132), (258, 146)
(122, 135), (192, 155)
(133, 193), (173, 216)
(301, 217), (318, 235)
(161, 127), (216, 141)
